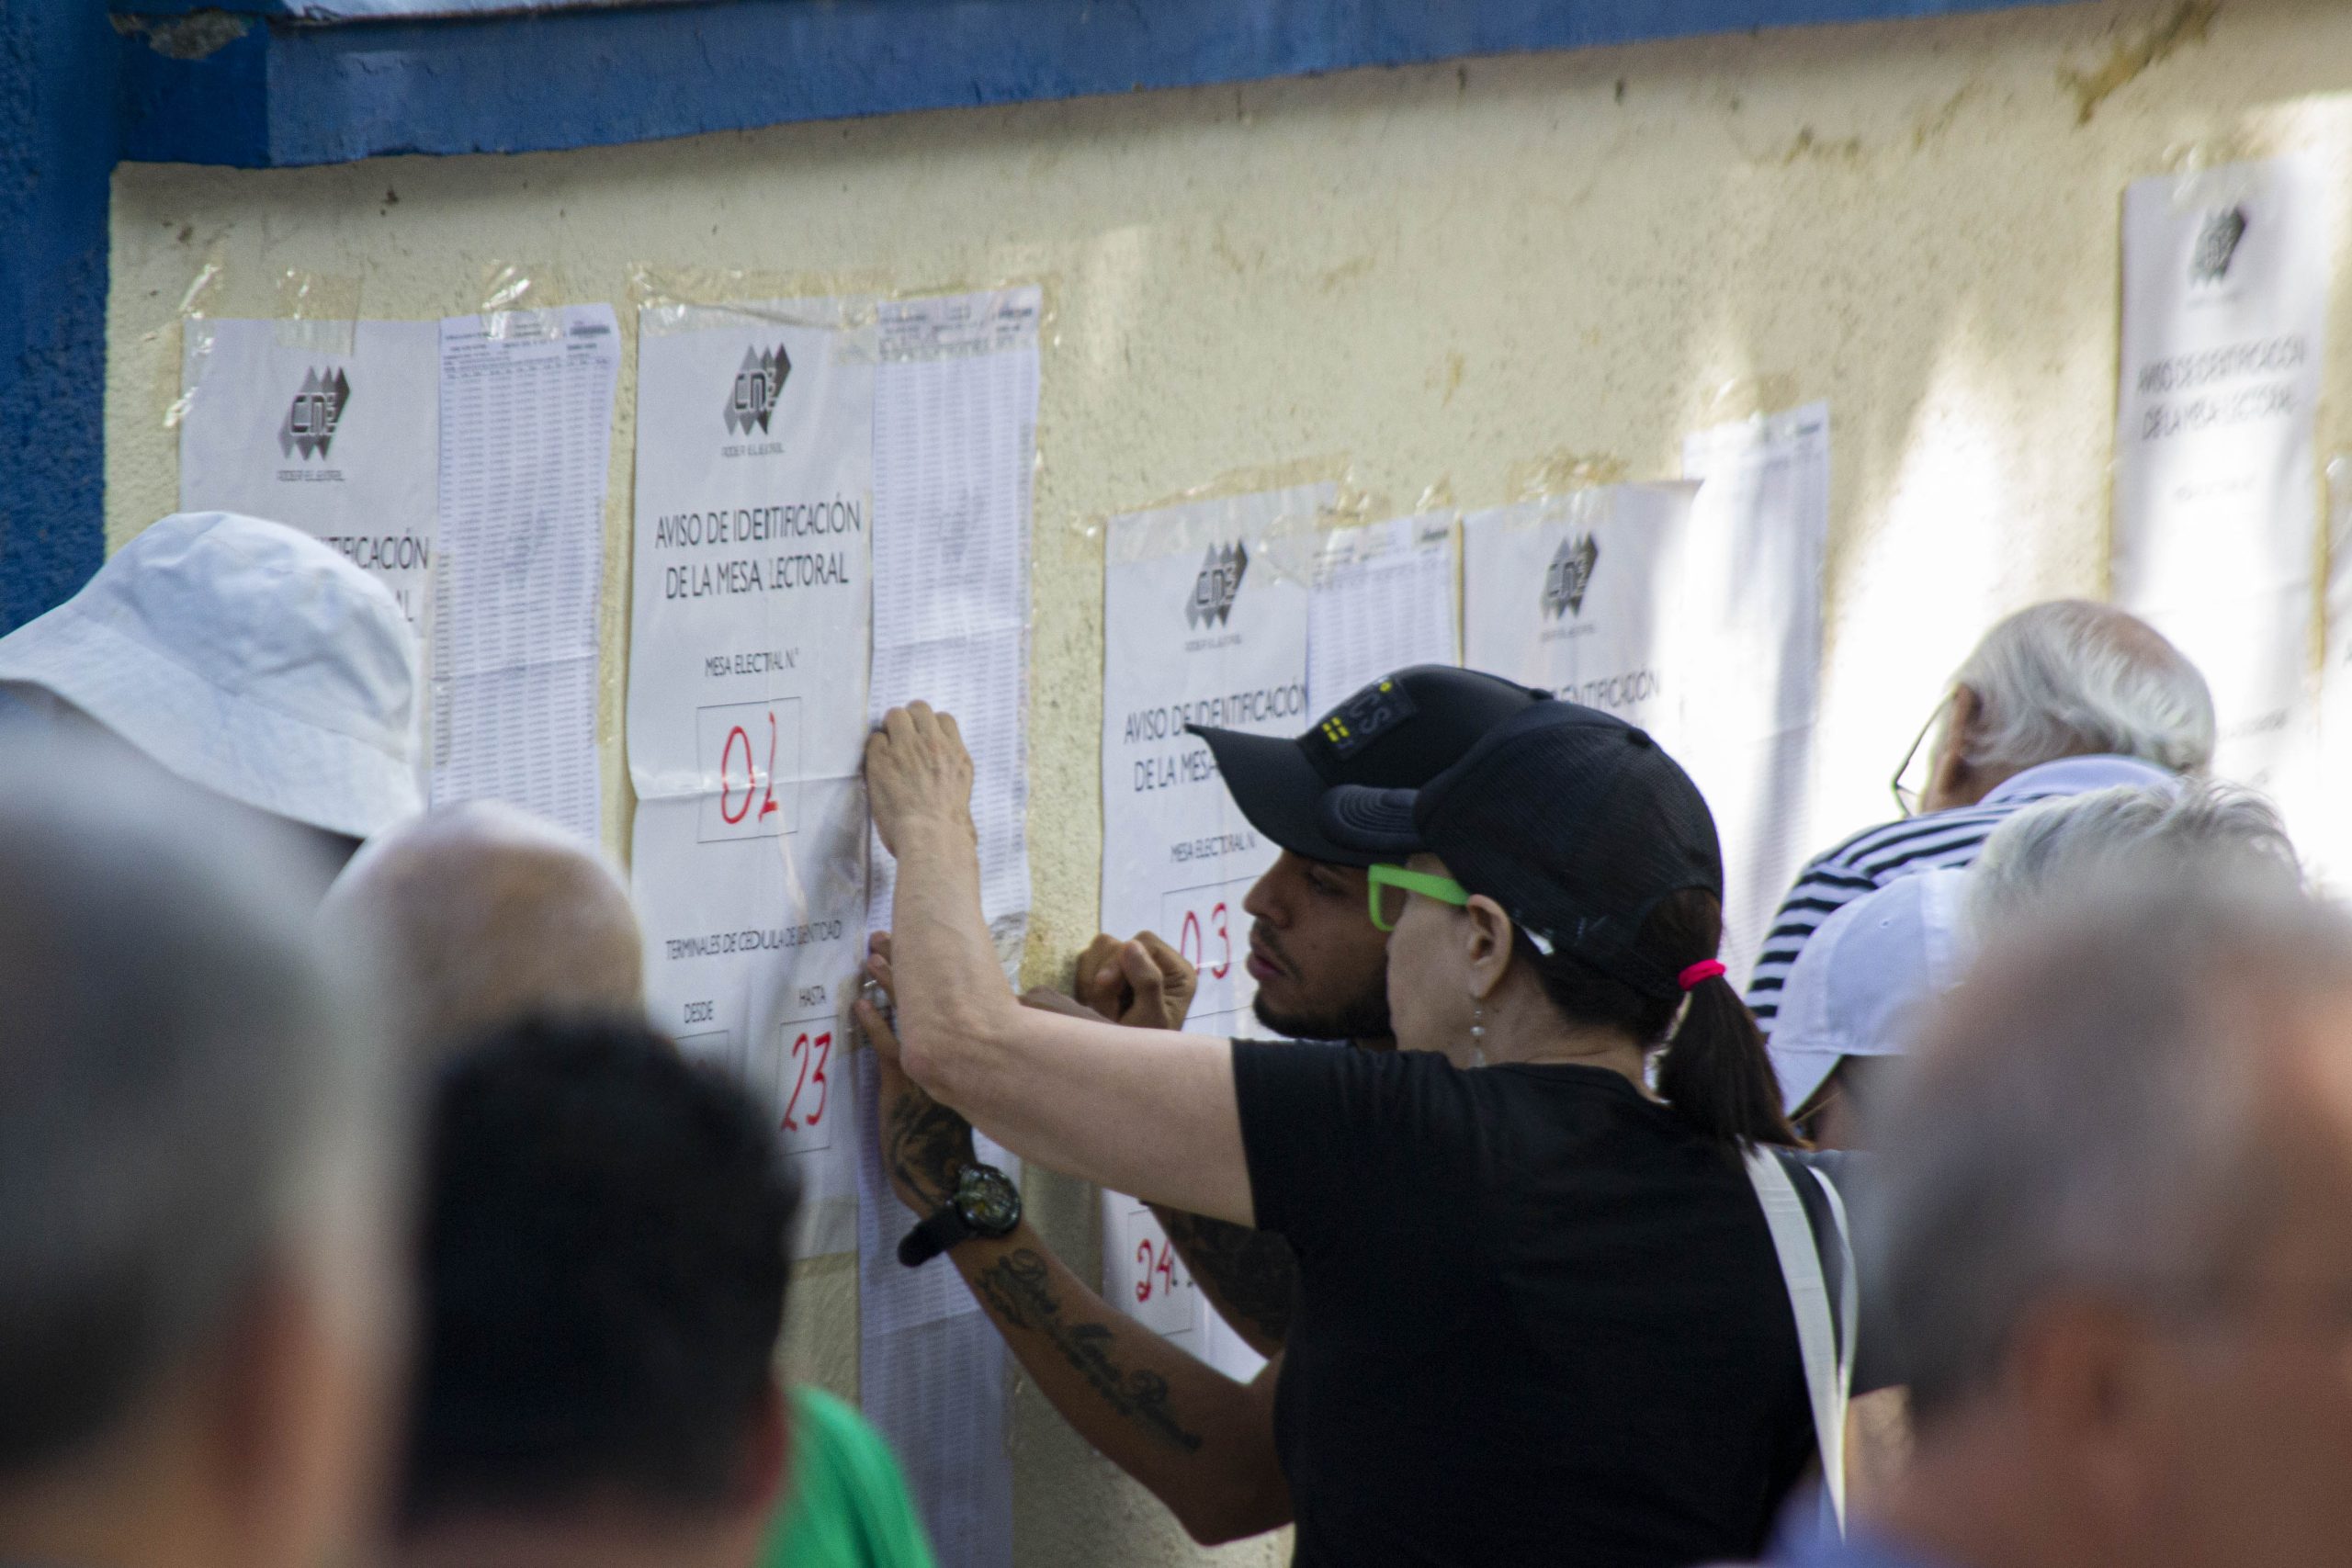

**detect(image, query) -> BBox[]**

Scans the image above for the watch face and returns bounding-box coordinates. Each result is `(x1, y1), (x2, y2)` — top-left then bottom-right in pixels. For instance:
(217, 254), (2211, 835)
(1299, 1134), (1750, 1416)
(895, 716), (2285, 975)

(954, 1165), (1022, 1235)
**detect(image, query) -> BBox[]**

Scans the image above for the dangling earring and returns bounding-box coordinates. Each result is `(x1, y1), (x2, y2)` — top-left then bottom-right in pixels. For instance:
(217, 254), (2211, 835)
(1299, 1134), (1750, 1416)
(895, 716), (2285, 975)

(1469, 1000), (1487, 1068)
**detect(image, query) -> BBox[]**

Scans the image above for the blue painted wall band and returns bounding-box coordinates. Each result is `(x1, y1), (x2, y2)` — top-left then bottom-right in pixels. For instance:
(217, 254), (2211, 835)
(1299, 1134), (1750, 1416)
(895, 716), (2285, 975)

(114, 0), (2073, 169)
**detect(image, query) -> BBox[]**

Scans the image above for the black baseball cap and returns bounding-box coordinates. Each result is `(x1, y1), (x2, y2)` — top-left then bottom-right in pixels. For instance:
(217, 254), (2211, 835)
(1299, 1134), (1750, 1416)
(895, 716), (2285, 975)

(1318, 701), (1723, 999)
(1188, 666), (1549, 868)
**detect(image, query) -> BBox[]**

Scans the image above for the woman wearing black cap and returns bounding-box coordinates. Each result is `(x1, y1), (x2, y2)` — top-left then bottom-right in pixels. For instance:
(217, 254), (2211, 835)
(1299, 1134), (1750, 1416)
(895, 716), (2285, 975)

(863, 698), (1815, 1568)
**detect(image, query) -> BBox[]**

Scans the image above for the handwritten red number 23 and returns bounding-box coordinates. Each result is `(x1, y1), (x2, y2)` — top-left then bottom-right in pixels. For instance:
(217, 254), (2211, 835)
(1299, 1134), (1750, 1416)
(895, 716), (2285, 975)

(782, 1030), (831, 1134)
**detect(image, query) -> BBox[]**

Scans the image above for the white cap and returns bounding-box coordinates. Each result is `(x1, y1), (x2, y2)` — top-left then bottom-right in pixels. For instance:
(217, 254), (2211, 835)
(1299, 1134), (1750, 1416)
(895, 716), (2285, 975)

(0, 512), (423, 840)
(1769, 867), (1973, 1115)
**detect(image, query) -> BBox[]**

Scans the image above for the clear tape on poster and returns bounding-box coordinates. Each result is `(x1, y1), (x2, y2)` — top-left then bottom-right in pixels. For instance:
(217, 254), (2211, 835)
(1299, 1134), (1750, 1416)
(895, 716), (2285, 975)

(630, 265), (885, 345)
(1083, 453), (1349, 559)
(1505, 447), (1634, 503)
(156, 257), (222, 431)
(269, 269), (362, 355)
(475, 260), (579, 340)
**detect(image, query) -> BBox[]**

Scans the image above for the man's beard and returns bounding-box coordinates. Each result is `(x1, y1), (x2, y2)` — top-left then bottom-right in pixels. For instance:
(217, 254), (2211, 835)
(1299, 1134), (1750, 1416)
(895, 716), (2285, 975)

(1252, 983), (1392, 1045)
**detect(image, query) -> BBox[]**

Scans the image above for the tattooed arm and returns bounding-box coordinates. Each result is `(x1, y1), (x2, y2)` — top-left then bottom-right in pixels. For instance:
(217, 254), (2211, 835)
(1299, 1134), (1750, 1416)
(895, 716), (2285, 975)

(876, 1010), (1292, 1545)
(1148, 1207), (1298, 1359)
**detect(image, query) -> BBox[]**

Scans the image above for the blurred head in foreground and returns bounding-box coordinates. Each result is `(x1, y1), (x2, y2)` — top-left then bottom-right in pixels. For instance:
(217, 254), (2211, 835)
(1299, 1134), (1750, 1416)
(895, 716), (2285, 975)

(1867, 868), (2352, 1568)
(325, 801), (644, 1060)
(0, 737), (405, 1568)
(392, 1015), (799, 1568)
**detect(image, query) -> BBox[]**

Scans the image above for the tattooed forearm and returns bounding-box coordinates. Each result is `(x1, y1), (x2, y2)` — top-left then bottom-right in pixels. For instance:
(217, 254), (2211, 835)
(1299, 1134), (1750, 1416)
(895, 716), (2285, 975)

(885, 1089), (974, 1209)
(1153, 1209), (1299, 1348)
(971, 1248), (1204, 1454)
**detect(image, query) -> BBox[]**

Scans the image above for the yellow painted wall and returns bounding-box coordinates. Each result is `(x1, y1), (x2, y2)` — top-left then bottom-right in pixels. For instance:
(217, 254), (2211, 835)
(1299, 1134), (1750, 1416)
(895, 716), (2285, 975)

(104, 1), (2352, 1561)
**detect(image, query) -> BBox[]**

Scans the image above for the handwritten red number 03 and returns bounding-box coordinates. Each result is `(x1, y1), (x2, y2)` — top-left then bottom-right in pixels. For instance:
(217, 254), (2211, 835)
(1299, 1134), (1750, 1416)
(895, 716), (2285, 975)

(1134, 1236), (1179, 1304)
(782, 1030), (831, 1134)
(718, 714), (785, 826)
(1177, 901), (1233, 981)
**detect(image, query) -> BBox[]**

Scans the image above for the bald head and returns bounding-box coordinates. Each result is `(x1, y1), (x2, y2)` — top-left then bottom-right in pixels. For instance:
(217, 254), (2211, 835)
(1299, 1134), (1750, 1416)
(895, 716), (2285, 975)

(327, 804), (644, 1057)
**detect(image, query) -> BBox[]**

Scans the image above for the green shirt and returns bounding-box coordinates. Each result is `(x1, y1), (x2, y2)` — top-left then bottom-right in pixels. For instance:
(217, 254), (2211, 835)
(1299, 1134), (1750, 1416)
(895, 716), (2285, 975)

(762, 1386), (936, 1568)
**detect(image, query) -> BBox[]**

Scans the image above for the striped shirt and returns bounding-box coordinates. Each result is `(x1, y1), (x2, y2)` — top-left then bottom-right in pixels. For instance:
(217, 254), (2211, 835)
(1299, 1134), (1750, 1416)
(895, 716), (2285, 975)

(1745, 755), (2177, 1034)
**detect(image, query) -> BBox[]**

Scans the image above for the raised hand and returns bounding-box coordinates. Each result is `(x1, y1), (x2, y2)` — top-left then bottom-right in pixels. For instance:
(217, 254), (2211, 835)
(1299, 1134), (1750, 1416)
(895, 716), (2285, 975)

(864, 701), (976, 856)
(857, 931), (978, 1213)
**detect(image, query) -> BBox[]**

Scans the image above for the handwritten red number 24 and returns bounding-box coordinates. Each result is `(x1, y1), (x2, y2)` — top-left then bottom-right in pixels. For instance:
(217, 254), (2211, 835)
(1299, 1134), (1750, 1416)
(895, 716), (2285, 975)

(1134, 1236), (1180, 1303)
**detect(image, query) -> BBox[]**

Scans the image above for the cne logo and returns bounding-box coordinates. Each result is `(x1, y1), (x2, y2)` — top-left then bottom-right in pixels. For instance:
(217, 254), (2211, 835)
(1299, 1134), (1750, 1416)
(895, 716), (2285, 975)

(726, 344), (791, 435)
(1542, 534), (1599, 619)
(279, 367), (350, 460)
(1186, 541), (1249, 629)
(2191, 205), (2249, 285)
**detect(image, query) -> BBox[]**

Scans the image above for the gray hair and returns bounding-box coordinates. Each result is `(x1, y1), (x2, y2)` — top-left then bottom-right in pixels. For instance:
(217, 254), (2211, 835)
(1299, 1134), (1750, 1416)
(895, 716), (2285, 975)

(1872, 869), (2349, 1422)
(1948, 601), (2215, 777)
(1967, 780), (2300, 929)
(0, 733), (399, 1476)
(324, 800), (643, 1060)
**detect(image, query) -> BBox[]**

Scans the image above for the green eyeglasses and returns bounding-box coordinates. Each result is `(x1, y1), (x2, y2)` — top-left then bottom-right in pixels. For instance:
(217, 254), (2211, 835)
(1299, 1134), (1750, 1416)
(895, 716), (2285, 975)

(1368, 863), (1472, 931)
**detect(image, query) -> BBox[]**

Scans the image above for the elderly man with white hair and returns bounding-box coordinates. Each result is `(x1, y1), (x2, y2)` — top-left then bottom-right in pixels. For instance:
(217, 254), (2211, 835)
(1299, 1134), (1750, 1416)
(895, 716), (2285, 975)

(1757, 866), (2352, 1568)
(0, 511), (423, 862)
(1748, 601), (2213, 1101)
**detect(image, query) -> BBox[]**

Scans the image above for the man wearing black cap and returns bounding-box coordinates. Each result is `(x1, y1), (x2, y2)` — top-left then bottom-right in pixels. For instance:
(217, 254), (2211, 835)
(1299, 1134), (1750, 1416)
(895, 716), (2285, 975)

(864, 666), (1544, 1546)
(1103, 667), (1547, 1351)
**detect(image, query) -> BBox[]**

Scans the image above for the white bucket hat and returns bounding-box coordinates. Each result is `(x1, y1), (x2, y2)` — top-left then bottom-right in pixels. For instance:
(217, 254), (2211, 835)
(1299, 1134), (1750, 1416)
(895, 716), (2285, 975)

(1769, 867), (1973, 1116)
(0, 512), (423, 840)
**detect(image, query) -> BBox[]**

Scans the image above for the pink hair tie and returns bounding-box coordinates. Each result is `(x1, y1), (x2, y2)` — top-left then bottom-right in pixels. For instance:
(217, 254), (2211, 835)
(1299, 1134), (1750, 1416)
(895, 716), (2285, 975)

(1678, 960), (1726, 992)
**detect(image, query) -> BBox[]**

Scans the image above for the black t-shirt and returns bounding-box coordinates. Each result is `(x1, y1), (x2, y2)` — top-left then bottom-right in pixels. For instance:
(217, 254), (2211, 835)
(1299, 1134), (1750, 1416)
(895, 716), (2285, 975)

(1232, 1043), (1815, 1568)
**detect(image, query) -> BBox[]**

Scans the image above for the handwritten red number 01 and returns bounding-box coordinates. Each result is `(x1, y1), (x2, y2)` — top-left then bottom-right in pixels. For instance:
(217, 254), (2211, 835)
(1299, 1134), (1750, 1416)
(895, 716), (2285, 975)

(718, 715), (784, 827)
(1133, 1236), (1179, 1304)
(1177, 901), (1234, 980)
(782, 1030), (831, 1134)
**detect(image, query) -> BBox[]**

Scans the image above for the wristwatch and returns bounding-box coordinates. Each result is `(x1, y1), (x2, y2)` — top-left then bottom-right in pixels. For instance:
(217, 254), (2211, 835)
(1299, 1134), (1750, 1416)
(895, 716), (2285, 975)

(898, 1164), (1023, 1267)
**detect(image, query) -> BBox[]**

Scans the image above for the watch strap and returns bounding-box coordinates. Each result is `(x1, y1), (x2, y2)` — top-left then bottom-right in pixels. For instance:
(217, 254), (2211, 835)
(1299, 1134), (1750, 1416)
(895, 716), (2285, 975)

(897, 1203), (976, 1268)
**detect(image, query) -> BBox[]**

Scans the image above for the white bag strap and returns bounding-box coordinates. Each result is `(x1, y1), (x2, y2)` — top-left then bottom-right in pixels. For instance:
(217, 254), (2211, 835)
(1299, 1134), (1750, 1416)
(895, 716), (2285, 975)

(1744, 1146), (1858, 1535)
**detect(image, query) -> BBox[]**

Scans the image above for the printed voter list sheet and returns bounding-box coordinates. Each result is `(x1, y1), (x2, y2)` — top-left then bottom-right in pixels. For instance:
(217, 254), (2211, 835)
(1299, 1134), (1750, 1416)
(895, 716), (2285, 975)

(854, 1052), (1018, 1568)
(866, 288), (1041, 949)
(1679, 404), (1830, 984)
(1097, 482), (1325, 1382)
(628, 298), (875, 1258)
(2116, 156), (2327, 829)
(854, 288), (1037, 1568)
(1307, 513), (1460, 709)
(432, 306), (619, 838)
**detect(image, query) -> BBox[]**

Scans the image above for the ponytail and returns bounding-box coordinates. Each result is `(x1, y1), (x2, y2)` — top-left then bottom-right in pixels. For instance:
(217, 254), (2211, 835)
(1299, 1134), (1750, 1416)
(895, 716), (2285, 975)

(1521, 888), (1798, 1148)
(1654, 972), (1798, 1146)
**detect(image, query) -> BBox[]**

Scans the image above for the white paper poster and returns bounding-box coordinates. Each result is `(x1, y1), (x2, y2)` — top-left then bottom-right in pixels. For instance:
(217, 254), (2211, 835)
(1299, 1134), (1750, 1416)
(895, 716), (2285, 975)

(432, 306), (619, 840)
(1679, 403), (1831, 982)
(178, 320), (439, 740)
(628, 299), (875, 1258)
(1463, 470), (1826, 986)
(2116, 156), (2326, 824)
(1097, 484), (1322, 1382)
(1307, 513), (1460, 709)
(1463, 484), (1691, 737)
